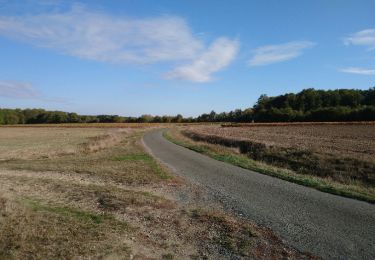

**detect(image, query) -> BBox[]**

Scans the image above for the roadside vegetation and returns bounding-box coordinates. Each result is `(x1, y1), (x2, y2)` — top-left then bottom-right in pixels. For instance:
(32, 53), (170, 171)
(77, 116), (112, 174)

(165, 124), (375, 203)
(0, 126), (311, 259)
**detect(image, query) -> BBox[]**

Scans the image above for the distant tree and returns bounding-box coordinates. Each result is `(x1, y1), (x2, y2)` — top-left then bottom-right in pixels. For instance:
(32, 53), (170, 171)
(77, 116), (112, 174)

(152, 116), (162, 123)
(363, 87), (375, 106)
(254, 94), (270, 111)
(138, 114), (154, 123)
(161, 116), (172, 123)
(172, 114), (183, 123)
(67, 113), (80, 123)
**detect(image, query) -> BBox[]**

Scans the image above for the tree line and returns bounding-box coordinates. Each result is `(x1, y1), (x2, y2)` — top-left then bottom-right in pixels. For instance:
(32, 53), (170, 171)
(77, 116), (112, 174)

(0, 108), (188, 124)
(197, 87), (375, 122)
(1, 87), (374, 124)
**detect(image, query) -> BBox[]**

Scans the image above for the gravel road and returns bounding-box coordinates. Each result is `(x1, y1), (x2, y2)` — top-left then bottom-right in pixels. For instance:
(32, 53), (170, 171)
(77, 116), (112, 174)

(143, 129), (375, 259)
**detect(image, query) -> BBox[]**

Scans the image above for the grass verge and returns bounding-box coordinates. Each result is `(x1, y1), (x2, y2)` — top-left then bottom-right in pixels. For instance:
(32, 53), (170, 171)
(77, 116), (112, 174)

(164, 130), (375, 204)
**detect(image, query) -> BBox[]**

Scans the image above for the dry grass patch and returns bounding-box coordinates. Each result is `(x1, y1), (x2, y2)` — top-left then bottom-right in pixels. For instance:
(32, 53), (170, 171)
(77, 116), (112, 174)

(0, 129), (170, 185)
(0, 195), (130, 259)
(190, 208), (256, 256)
(0, 171), (174, 215)
(187, 208), (316, 259)
(79, 130), (126, 153)
(0, 127), (107, 160)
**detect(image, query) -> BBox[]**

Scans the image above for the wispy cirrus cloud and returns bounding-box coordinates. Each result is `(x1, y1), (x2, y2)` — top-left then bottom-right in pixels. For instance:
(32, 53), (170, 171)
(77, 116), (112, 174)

(0, 81), (40, 99)
(0, 80), (70, 103)
(248, 41), (316, 66)
(0, 6), (202, 64)
(165, 38), (239, 83)
(0, 6), (238, 82)
(343, 28), (375, 50)
(339, 67), (375, 75)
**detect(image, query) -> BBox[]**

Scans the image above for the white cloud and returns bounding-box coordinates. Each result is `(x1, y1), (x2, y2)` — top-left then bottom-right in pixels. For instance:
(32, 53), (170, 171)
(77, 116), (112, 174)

(165, 38), (239, 82)
(0, 6), (203, 64)
(0, 6), (239, 82)
(0, 81), (40, 99)
(339, 67), (375, 75)
(343, 28), (375, 50)
(248, 41), (315, 66)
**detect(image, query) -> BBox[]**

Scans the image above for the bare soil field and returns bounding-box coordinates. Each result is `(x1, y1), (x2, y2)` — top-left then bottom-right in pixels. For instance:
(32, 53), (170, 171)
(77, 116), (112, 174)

(0, 126), (310, 259)
(186, 124), (375, 164)
(170, 123), (375, 202)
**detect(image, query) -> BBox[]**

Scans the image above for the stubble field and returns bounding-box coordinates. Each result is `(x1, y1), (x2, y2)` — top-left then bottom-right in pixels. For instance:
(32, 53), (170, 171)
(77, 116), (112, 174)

(0, 126), (310, 259)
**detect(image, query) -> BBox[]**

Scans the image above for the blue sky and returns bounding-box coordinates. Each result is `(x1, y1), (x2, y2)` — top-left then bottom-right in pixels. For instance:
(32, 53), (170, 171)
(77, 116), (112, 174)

(0, 0), (374, 116)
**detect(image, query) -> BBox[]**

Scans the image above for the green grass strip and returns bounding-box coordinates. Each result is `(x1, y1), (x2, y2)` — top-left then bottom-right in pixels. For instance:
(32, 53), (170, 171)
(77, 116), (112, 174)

(114, 151), (171, 180)
(23, 199), (103, 224)
(113, 154), (152, 161)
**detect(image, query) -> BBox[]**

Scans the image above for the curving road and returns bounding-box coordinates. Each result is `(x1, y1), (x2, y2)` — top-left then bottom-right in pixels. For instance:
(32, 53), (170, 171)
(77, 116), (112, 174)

(143, 129), (375, 259)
